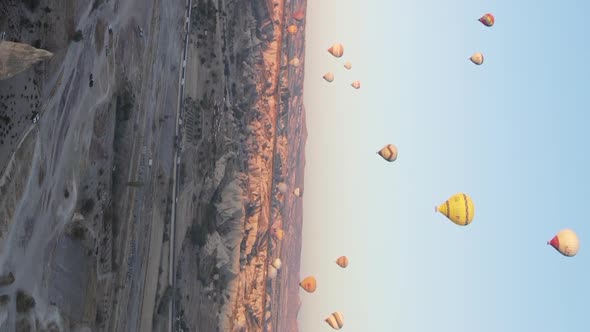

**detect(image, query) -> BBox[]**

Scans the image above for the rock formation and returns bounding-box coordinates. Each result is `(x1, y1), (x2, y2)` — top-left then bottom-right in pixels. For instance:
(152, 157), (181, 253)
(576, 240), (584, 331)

(0, 41), (53, 80)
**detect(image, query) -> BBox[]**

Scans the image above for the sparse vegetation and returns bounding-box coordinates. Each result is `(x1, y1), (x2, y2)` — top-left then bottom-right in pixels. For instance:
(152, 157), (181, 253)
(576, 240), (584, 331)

(189, 223), (208, 247)
(16, 290), (35, 313)
(0, 272), (15, 286)
(65, 220), (86, 240)
(92, 0), (104, 12)
(80, 198), (95, 215)
(22, 0), (41, 12)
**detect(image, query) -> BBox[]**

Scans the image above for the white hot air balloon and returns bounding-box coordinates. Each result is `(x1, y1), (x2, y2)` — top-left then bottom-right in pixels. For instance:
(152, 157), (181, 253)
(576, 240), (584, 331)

(323, 72), (334, 82)
(344, 61), (352, 70)
(277, 182), (288, 193)
(289, 57), (300, 67)
(268, 266), (278, 279)
(327, 43), (344, 57)
(548, 229), (580, 257)
(470, 52), (484, 65)
(272, 258), (282, 270)
(293, 187), (302, 197)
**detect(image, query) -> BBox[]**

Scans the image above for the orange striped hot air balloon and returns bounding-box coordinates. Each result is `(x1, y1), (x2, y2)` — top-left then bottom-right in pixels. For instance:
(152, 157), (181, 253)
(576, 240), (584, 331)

(293, 9), (305, 21)
(335, 256), (349, 268)
(478, 13), (495, 27)
(328, 44), (344, 58)
(287, 25), (298, 35)
(299, 276), (317, 293)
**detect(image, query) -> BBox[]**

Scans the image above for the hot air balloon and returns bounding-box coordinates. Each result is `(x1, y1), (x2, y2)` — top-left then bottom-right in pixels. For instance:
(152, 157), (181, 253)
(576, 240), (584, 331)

(435, 193), (475, 226)
(478, 13), (495, 27)
(287, 25), (298, 35)
(470, 52), (484, 65)
(335, 256), (349, 268)
(325, 312), (344, 330)
(277, 182), (288, 193)
(299, 276), (317, 293)
(548, 229), (580, 257)
(271, 228), (284, 241)
(344, 61), (352, 70)
(293, 9), (305, 21)
(377, 144), (398, 162)
(288, 57), (301, 67)
(328, 44), (344, 58)
(293, 187), (302, 197)
(268, 266), (278, 279)
(323, 72), (334, 82)
(272, 258), (282, 270)
(351, 81), (361, 89)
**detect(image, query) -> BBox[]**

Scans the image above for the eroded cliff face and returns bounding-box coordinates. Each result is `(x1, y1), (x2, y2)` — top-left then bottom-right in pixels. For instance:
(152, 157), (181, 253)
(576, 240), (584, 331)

(175, 0), (307, 331)
(0, 41), (53, 80)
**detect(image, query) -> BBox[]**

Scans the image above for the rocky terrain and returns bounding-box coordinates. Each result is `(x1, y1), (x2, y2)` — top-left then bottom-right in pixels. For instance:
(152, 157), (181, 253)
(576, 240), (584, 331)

(174, 0), (307, 331)
(0, 0), (307, 330)
(0, 41), (53, 80)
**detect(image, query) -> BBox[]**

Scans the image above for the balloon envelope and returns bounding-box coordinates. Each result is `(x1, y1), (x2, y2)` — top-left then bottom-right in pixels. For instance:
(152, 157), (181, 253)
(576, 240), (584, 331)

(336, 256), (349, 268)
(344, 61), (352, 69)
(351, 80), (361, 89)
(268, 266), (277, 279)
(299, 276), (317, 293)
(325, 312), (344, 330)
(548, 229), (580, 257)
(435, 193), (475, 226)
(378, 144), (398, 162)
(328, 44), (344, 58)
(277, 182), (288, 193)
(323, 72), (334, 82)
(470, 52), (484, 65)
(478, 13), (495, 27)
(272, 258), (282, 270)
(293, 9), (305, 21)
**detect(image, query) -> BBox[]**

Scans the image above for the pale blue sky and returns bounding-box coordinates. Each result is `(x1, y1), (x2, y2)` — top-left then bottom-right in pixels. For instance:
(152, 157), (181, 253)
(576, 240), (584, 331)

(299, 0), (590, 331)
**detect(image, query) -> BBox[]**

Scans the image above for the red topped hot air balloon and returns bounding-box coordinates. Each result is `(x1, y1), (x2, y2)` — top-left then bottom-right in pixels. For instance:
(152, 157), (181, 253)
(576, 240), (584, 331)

(548, 229), (580, 257)
(478, 13), (495, 27)
(293, 9), (305, 21)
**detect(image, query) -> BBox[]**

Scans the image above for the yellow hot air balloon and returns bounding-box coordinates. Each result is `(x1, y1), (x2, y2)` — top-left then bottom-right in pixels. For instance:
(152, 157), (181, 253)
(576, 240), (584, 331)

(299, 276), (317, 293)
(323, 72), (334, 82)
(470, 52), (484, 65)
(344, 61), (352, 70)
(328, 44), (344, 58)
(351, 80), (361, 89)
(289, 57), (301, 67)
(325, 312), (344, 330)
(335, 256), (349, 268)
(435, 193), (475, 226)
(287, 25), (298, 35)
(377, 144), (398, 162)
(548, 229), (580, 257)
